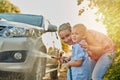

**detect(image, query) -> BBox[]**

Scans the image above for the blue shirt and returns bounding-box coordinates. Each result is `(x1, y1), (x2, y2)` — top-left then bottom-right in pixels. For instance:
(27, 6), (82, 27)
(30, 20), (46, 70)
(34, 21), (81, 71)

(67, 43), (91, 80)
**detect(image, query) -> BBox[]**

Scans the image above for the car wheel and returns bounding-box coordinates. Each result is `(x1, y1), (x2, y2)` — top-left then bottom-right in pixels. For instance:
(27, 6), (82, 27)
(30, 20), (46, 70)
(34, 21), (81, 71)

(25, 37), (47, 80)
(25, 58), (46, 80)
(50, 65), (58, 79)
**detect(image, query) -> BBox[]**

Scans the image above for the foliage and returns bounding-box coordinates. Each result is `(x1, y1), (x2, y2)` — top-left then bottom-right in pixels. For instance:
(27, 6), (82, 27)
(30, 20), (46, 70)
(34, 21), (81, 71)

(0, 0), (20, 13)
(104, 55), (120, 80)
(77, 0), (120, 80)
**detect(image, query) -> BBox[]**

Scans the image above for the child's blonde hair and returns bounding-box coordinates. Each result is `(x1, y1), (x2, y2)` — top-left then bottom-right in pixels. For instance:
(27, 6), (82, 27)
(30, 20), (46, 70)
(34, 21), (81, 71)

(72, 23), (87, 35)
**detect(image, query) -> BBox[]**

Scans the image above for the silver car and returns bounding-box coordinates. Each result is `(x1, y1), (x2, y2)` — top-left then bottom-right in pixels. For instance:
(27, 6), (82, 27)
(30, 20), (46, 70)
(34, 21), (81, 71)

(0, 13), (58, 80)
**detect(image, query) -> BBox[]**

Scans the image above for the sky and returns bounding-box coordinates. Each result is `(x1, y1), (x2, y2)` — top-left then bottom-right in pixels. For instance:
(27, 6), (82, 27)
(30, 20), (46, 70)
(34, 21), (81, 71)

(10, 0), (107, 49)
(10, 0), (107, 34)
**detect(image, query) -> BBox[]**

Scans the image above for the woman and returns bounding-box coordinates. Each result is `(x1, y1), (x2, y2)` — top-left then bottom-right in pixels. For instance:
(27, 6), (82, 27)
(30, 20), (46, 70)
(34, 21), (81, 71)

(58, 23), (116, 80)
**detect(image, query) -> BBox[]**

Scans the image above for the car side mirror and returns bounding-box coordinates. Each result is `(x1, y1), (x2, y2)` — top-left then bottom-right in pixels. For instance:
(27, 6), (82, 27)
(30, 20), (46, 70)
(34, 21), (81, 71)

(46, 24), (57, 32)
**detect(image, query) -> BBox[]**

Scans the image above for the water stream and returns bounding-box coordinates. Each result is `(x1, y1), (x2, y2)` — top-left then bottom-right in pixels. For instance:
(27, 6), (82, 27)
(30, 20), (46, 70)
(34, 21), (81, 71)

(32, 49), (52, 59)
(30, 36), (54, 59)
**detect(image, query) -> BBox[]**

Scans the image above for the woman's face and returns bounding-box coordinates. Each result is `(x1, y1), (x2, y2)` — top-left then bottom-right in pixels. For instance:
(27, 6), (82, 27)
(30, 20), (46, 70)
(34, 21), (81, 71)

(59, 29), (74, 45)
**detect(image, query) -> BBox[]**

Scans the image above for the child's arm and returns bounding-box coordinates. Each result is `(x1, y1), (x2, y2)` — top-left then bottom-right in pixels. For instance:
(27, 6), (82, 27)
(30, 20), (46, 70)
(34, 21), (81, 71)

(66, 59), (83, 67)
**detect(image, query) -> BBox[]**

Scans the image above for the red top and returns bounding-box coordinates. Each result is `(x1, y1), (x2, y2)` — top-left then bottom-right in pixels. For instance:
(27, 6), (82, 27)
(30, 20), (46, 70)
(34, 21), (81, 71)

(88, 30), (115, 61)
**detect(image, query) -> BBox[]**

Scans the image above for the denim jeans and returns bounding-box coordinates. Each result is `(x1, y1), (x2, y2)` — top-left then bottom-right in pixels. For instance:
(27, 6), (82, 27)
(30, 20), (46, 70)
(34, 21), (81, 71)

(91, 52), (116, 80)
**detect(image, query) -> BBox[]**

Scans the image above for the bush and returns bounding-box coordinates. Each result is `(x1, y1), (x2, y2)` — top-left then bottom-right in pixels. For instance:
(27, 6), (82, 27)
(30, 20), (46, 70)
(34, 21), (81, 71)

(104, 54), (120, 80)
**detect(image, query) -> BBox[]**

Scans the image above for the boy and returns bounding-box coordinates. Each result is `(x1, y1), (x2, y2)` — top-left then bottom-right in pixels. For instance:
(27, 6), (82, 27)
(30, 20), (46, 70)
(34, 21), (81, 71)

(66, 24), (91, 80)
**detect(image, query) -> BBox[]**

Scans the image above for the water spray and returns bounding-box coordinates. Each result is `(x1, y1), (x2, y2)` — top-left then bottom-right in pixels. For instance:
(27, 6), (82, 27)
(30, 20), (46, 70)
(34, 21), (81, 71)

(32, 49), (69, 63)
(32, 49), (72, 80)
(32, 49), (52, 59)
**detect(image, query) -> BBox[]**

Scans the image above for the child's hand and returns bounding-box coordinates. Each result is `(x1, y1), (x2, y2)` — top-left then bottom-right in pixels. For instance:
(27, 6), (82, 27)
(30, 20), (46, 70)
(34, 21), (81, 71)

(59, 57), (69, 63)
(66, 62), (70, 68)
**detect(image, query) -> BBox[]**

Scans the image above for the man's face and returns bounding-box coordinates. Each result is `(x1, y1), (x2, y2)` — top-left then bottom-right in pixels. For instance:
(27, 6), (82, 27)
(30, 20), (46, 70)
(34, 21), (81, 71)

(59, 29), (73, 45)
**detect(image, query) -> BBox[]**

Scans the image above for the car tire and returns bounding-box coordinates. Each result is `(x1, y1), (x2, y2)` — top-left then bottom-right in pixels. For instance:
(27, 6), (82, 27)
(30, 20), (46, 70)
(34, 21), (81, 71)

(50, 65), (58, 79)
(25, 58), (46, 80)
(25, 37), (47, 80)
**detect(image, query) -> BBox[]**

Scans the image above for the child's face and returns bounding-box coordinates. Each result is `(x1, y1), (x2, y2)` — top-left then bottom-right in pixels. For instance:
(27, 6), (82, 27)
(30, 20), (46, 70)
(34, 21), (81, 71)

(71, 27), (85, 43)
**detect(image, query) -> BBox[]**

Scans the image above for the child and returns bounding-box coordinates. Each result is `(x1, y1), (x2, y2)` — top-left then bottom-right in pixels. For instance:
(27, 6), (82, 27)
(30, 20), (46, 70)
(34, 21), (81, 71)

(66, 24), (91, 80)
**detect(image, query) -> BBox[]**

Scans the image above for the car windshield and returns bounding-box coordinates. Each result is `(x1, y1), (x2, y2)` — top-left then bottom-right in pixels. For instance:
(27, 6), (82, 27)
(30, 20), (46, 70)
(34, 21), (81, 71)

(0, 13), (43, 27)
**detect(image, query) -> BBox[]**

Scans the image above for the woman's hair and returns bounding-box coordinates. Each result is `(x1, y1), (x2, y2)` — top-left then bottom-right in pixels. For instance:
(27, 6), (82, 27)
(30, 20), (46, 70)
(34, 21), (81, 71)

(58, 22), (71, 33)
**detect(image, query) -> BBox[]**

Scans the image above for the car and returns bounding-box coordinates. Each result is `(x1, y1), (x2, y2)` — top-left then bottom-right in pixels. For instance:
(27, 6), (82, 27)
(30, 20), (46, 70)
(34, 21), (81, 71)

(0, 13), (60, 80)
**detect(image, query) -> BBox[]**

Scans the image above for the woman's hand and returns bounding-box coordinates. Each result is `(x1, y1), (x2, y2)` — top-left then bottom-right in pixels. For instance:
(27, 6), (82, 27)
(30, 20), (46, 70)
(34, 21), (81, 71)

(79, 40), (89, 51)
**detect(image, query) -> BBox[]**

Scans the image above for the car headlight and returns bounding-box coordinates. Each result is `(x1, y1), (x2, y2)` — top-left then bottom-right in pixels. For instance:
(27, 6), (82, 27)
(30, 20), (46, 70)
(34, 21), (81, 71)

(0, 50), (27, 62)
(14, 52), (22, 60)
(2, 26), (37, 38)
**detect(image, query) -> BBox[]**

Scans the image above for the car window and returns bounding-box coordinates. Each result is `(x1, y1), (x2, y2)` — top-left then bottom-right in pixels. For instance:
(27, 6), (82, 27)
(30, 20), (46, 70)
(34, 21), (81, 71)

(0, 13), (43, 27)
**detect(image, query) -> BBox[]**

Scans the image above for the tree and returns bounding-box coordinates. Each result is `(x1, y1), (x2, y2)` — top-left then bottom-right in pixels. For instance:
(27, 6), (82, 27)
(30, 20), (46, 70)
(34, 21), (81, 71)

(77, 0), (120, 80)
(0, 0), (20, 13)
